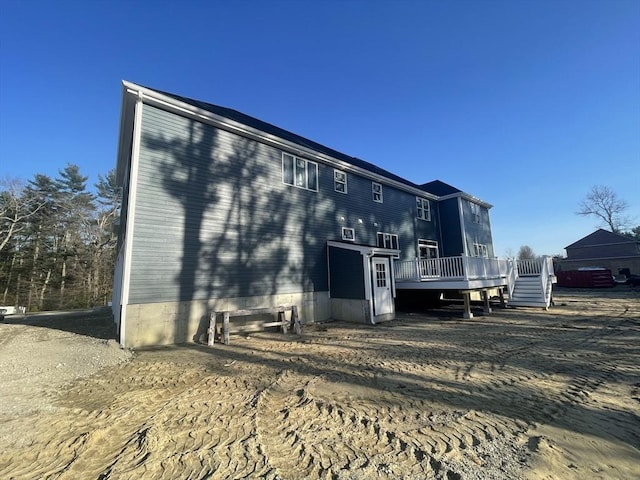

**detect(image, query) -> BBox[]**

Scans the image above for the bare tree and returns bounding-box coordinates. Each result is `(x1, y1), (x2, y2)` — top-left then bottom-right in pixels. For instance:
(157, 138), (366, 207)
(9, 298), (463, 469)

(0, 177), (44, 252)
(517, 245), (536, 260)
(577, 185), (630, 233)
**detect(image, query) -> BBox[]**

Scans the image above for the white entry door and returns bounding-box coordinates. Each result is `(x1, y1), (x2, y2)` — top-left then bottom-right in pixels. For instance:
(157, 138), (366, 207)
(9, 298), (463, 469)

(373, 258), (393, 316)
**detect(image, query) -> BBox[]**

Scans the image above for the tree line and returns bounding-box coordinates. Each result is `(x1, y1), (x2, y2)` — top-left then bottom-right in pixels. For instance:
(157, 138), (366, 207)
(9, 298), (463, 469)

(0, 164), (119, 311)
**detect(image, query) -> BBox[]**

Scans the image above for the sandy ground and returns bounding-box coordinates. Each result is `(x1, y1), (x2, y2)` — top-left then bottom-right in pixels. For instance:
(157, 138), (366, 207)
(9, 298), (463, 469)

(0, 288), (638, 480)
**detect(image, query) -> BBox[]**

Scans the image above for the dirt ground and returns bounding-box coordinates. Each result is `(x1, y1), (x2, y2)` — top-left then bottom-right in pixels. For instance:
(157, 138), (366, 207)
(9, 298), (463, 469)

(0, 288), (638, 480)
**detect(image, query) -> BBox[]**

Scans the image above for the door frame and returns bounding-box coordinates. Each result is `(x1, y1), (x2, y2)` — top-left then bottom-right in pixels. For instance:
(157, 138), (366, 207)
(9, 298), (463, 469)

(372, 257), (393, 316)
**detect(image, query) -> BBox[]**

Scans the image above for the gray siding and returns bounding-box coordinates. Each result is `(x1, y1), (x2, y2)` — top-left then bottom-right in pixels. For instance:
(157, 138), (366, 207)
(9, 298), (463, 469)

(567, 243), (640, 260)
(127, 104), (439, 304)
(461, 199), (494, 257)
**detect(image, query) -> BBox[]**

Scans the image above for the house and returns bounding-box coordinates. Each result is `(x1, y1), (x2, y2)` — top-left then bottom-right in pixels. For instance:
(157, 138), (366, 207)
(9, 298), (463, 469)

(560, 229), (640, 275)
(112, 81), (555, 348)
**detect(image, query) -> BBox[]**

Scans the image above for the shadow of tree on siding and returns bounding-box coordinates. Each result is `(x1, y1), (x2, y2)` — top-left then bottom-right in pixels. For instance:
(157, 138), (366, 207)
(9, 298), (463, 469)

(144, 116), (335, 344)
(145, 119), (221, 344)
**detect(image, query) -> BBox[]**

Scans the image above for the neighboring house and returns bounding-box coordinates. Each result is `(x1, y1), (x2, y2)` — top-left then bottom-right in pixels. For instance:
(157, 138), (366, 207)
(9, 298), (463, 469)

(560, 229), (640, 275)
(113, 81), (553, 348)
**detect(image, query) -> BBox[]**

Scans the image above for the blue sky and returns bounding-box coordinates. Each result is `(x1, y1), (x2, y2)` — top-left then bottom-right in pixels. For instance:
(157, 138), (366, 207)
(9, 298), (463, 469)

(1, 0), (638, 257)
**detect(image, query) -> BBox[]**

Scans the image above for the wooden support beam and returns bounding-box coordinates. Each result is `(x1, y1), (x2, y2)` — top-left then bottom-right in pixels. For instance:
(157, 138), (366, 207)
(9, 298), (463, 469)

(463, 292), (474, 319)
(482, 290), (492, 314)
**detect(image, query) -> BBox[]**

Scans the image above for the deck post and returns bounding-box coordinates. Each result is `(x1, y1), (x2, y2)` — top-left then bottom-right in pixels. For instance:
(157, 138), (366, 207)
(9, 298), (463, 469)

(463, 292), (473, 319)
(482, 290), (492, 314)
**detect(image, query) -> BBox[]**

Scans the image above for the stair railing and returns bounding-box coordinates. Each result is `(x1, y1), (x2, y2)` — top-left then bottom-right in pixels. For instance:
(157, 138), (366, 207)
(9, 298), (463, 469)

(507, 258), (518, 299)
(537, 256), (554, 307)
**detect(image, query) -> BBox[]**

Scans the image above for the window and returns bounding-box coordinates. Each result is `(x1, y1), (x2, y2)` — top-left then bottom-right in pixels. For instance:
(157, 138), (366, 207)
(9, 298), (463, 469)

(372, 182), (383, 203)
(342, 227), (355, 241)
(377, 232), (399, 250)
(375, 262), (387, 287)
(416, 197), (431, 221)
(282, 153), (318, 191)
(418, 239), (439, 259)
(470, 202), (481, 223)
(334, 170), (347, 193)
(473, 243), (488, 257)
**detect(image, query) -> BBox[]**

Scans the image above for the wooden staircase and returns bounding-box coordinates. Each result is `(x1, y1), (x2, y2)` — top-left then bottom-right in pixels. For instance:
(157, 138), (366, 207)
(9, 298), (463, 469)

(509, 276), (554, 308)
(507, 257), (556, 309)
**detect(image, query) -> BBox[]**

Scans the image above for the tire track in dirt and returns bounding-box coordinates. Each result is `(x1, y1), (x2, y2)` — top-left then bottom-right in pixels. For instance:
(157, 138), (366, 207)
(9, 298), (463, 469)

(254, 369), (441, 479)
(1, 361), (273, 479)
(2, 290), (638, 479)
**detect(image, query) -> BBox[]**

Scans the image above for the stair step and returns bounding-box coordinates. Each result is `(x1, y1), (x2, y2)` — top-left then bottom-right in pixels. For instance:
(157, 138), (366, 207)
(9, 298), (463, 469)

(509, 273), (553, 308)
(508, 300), (550, 307)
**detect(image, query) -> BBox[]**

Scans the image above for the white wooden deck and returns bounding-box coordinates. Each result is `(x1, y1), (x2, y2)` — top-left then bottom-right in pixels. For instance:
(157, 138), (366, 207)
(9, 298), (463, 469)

(394, 256), (510, 290)
(394, 256), (555, 301)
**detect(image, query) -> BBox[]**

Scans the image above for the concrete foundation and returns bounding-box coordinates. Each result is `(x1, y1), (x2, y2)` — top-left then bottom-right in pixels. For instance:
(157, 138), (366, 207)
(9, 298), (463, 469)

(330, 298), (371, 324)
(121, 291), (330, 348)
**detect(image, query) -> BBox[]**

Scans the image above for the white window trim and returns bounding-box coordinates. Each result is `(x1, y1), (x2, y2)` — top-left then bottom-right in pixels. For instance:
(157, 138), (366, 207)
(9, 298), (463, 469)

(342, 227), (355, 241)
(377, 232), (399, 250)
(418, 239), (439, 258)
(372, 182), (383, 203)
(470, 202), (481, 223)
(417, 197), (431, 221)
(282, 152), (318, 192)
(334, 169), (347, 194)
(473, 243), (488, 257)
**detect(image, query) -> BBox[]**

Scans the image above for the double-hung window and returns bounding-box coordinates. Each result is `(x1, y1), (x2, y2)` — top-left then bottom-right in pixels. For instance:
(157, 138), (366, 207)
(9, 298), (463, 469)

(334, 170), (347, 193)
(377, 232), (399, 250)
(473, 243), (488, 257)
(372, 182), (383, 203)
(416, 197), (431, 221)
(282, 153), (318, 191)
(470, 202), (481, 223)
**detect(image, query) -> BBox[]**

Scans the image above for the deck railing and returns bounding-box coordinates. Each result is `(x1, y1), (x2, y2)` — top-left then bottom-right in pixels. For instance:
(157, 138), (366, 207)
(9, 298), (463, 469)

(395, 255), (554, 285)
(395, 256), (509, 282)
(516, 258), (543, 276)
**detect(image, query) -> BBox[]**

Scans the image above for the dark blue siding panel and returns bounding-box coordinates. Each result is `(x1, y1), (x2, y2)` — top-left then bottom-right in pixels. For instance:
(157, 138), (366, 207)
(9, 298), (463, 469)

(328, 247), (366, 299)
(438, 198), (463, 256)
(326, 174), (439, 261)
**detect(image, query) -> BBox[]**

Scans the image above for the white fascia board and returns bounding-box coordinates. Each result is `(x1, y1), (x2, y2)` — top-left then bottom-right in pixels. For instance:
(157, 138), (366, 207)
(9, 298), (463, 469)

(118, 94), (144, 347)
(116, 83), (141, 186)
(122, 81), (438, 201)
(458, 196), (468, 256)
(438, 191), (493, 209)
(327, 241), (400, 257)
